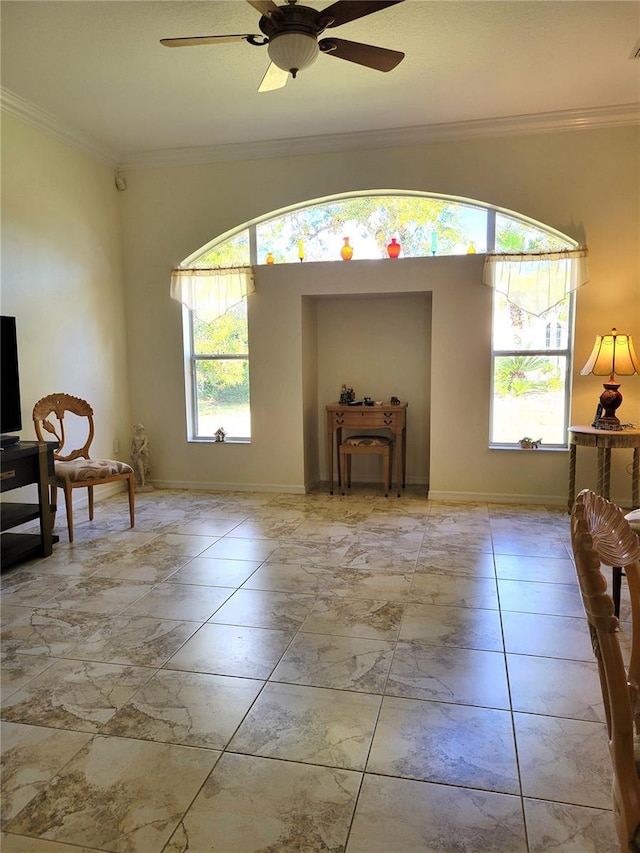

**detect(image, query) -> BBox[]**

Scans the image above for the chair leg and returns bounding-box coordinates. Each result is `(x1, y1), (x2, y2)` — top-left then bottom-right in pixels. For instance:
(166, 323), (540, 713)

(346, 455), (352, 489)
(612, 566), (622, 618)
(127, 473), (135, 528)
(63, 484), (74, 543)
(50, 482), (58, 530)
(339, 449), (346, 496)
(88, 485), (94, 521)
(384, 450), (391, 497)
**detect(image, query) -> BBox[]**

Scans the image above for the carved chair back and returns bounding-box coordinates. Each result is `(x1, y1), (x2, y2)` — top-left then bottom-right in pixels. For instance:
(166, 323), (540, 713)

(571, 489), (640, 851)
(32, 393), (96, 462)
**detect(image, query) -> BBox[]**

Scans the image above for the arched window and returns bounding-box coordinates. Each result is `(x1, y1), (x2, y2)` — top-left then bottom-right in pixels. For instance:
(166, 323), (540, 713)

(180, 192), (575, 446)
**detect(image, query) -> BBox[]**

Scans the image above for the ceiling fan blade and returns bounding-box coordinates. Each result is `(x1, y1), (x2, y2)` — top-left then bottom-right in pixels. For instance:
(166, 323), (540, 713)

(258, 62), (289, 92)
(246, 0), (281, 16)
(320, 0), (404, 28)
(161, 34), (258, 47)
(319, 37), (404, 71)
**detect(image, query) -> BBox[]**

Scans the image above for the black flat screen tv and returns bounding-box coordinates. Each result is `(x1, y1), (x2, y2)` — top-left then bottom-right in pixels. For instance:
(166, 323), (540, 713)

(1, 315), (23, 448)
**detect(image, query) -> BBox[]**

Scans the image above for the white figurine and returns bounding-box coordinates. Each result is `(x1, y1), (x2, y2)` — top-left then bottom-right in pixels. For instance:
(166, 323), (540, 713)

(214, 427), (226, 443)
(131, 423), (153, 491)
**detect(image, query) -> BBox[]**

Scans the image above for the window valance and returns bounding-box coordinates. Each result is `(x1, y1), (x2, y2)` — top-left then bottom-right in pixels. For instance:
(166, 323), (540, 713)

(482, 248), (589, 316)
(170, 266), (255, 323)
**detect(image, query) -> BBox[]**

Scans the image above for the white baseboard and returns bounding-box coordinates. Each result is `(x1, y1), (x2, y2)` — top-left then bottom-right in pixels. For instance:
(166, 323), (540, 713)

(150, 480), (307, 494)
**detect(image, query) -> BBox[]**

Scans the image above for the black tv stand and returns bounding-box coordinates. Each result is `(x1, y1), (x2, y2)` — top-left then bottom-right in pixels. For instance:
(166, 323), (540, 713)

(1, 441), (57, 568)
(1, 434), (21, 449)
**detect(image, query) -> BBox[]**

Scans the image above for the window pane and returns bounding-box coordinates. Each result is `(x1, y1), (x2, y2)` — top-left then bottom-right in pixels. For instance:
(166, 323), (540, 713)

(193, 300), (248, 355)
(491, 355), (567, 445)
(197, 231), (250, 266)
(195, 358), (250, 439)
(256, 196), (487, 262)
(495, 215), (572, 252)
(492, 293), (570, 351)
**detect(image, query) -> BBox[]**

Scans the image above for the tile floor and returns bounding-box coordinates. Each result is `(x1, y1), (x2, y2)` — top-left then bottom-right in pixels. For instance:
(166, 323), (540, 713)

(0, 485), (630, 852)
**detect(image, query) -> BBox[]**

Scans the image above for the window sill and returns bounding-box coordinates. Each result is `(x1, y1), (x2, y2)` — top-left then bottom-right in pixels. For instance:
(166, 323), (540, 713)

(188, 438), (251, 445)
(489, 444), (568, 452)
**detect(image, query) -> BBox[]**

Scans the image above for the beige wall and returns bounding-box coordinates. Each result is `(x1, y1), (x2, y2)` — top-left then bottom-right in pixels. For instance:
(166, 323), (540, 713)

(1, 114), (132, 480)
(2, 113), (638, 505)
(119, 124), (639, 504)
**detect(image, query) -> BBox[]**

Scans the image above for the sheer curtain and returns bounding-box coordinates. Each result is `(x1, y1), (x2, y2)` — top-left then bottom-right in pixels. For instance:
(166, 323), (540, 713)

(170, 266), (255, 323)
(483, 248), (589, 316)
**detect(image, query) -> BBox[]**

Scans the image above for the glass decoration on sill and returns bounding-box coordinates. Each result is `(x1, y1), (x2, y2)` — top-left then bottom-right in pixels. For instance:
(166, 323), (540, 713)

(340, 237), (353, 261)
(266, 252), (274, 265)
(298, 240), (305, 262)
(387, 238), (401, 259)
(430, 232), (438, 255)
(467, 241), (477, 254)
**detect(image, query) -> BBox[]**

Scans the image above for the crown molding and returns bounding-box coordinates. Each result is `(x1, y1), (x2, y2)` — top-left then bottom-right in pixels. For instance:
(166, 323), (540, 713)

(0, 88), (121, 167)
(2, 86), (638, 171)
(120, 102), (640, 169)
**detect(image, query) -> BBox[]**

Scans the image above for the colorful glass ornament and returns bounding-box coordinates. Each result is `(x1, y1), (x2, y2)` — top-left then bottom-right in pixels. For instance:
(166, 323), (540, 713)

(340, 237), (353, 261)
(387, 238), (401, 259)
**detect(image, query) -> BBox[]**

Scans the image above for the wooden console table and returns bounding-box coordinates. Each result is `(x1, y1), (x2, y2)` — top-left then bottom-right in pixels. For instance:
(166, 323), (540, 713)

(326, 402), (407, 497)
(1, 441), (56, 569)
(567, 425), (640, 512)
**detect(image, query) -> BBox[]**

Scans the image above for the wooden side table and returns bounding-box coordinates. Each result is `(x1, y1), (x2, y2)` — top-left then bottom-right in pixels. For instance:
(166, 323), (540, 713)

(567, 425), (640, 512)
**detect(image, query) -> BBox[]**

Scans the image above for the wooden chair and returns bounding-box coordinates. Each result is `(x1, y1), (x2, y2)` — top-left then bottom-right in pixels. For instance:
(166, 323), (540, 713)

(339, 435), (393, 497)
(613, 510), (640, 618)
(33, 393), (135, 543)
(571, 489), (640, 851)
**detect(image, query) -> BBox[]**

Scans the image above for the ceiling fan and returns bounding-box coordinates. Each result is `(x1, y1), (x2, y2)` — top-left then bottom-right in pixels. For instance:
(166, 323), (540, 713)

(160, 0), (405, 92)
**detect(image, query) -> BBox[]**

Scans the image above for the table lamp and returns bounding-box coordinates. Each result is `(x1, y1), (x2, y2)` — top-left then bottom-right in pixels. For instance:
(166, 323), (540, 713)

(580, 328), (639, 428)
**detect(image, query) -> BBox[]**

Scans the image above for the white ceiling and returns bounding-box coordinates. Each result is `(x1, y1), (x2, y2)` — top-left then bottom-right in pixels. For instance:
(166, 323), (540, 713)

(1, 0), (639, 166)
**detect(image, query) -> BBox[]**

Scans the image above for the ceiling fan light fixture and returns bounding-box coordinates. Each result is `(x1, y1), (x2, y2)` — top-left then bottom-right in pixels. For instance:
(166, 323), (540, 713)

(267, 31), (319, 76)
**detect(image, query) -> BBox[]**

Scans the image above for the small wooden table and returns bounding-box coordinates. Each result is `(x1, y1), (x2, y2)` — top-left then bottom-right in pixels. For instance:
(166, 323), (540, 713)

(326, 402), (407, 497)
(567, 425), (640, 512)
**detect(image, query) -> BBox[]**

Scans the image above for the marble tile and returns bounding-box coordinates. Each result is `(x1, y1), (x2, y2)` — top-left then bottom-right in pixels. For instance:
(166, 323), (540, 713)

(165, 518), (243, 536)
(367, 696), (519, 793)
(495, 554), (577, 584)
(1, 832), (104, 851)
(67, 615), (201, 667)
(86, 550), (192, 583)
(228, 517), (305, 538)
(502, 611), (594, 660)
(166, 555), (261, 586)
(45, 576), (154, 615)
(347, 774), (527, 852)
(265, 540), (352, 568)
(491, 532), (570, 559)
(514, 713), (613, 809)
(507, 654), (605, 721)
(415, 547), (496, 578)
(208, 588), (316, 630)
(271, 632), (395, 692)
(121, 581), (232, 620)
(164, 752), (360, 853)
(1, 608), (108, 658)
(523, 798), (618, 853)
(399, 602), (504, 651)
(164, 622), (292, 678)
(0, 650), (56, 699)
(228, 682), (381, 769)
(497, 578), (584, 618)
(1, 722), (92, 828)
(201, 536), (279, 562)
(300, 597), (404, 641)
(421, 530), (494, 553)
(103, 670), (263, 748)
(0, 659), (154, 732)
(409, 573), (499, 608)
(5, 735), (219, 852)
(338, 541), (420, 572)
(0, 571), (81, 608)
(134, 532), (221, 557)
(322, 569), (415, 601)
(241, 561), (335, 594)
(386, 642), (511, 708)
